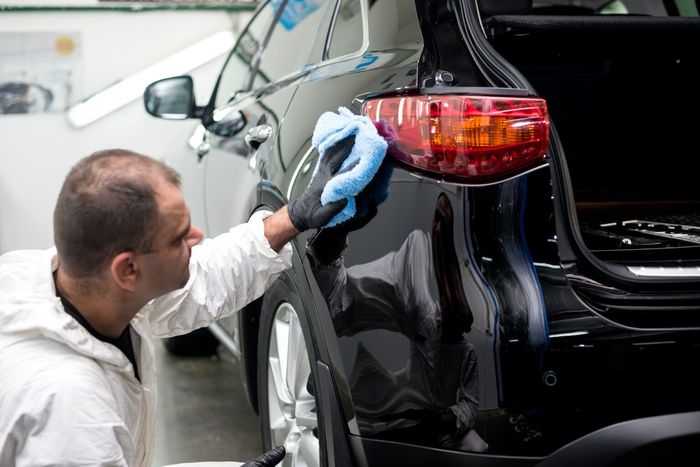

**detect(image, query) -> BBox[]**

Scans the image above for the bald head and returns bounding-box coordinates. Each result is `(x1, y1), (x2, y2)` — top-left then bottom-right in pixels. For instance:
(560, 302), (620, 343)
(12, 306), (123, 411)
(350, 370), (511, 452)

(54, 149), (181, 278)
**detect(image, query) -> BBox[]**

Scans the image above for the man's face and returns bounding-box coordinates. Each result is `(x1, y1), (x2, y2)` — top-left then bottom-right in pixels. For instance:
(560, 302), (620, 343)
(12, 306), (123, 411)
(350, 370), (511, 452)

(140, 181), (203, 298)
(432, 193), (452, 240)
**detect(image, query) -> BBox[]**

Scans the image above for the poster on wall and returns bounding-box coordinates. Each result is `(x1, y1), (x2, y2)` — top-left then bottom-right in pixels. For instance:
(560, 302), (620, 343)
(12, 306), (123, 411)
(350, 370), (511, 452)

(0, 32), (82, 115)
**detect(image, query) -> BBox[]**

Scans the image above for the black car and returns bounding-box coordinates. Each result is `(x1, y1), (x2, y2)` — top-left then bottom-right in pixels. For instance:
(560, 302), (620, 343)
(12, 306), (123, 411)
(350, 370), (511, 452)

(144, 0), (700, 465)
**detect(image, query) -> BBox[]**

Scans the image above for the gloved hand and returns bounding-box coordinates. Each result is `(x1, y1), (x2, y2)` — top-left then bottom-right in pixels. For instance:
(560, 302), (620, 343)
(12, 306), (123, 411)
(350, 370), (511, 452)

(241, 446), (286, 467)
(288, 136), (355, 232)
(335, 118), (395, 225)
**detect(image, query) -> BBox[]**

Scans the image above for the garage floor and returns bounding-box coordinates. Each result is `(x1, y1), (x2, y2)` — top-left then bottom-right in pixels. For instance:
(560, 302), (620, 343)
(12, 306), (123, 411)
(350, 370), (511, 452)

(151, 340), (263, 467)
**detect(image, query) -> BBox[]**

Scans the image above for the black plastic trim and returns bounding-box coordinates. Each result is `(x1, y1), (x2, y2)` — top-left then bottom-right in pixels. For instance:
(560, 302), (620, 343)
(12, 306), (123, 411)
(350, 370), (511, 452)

(317, 361), (356, 467)
(354, 436), (539, 467)
(238, 297), (262, 414)
(349, 411), (700, 466)
(536, 411), (700, 467)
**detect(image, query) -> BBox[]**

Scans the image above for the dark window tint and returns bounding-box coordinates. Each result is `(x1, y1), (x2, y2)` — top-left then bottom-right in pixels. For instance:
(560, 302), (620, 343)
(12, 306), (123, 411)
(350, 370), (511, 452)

(327, 0), (364, 59)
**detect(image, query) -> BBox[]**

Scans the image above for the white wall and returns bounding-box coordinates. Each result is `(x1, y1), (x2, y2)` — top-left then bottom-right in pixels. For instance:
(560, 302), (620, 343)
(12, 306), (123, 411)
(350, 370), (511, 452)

(0, 9), (250, 253)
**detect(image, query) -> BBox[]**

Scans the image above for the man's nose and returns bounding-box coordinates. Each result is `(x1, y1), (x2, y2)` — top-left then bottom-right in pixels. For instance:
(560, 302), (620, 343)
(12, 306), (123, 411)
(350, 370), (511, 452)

(186, 226), (204, 247)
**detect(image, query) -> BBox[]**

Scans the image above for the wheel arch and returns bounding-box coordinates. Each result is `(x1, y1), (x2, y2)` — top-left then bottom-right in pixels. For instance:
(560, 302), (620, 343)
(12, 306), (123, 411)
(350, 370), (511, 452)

(239, 294), (263, 414)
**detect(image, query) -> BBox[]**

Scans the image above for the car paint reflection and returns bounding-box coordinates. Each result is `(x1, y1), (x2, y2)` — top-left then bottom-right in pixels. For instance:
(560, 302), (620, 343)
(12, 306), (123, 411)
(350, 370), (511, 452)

(309, 192), (488, 452)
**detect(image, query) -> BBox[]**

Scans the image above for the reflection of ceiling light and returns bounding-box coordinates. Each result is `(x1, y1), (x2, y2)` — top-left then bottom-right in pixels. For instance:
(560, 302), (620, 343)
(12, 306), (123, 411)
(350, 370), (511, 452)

(549, 331), (589, 338)
(66, 30), (235, 128)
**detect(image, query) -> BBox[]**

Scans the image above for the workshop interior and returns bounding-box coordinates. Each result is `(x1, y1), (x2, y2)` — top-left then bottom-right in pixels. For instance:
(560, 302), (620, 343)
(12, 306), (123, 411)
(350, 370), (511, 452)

(1, 1), (700, 466)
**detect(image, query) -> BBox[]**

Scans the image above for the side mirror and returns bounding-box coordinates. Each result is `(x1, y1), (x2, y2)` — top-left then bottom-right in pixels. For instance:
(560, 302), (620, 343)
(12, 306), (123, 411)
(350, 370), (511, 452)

(144, 76), (200, 119)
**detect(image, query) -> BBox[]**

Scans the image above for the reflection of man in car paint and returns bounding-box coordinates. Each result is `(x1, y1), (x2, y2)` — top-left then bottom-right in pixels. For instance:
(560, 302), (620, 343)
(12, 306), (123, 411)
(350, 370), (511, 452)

(309, 192), (489, 453)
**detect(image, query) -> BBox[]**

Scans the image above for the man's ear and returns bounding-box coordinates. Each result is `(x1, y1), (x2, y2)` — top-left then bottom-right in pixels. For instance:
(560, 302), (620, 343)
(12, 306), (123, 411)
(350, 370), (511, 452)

(110, 252), (138, 292)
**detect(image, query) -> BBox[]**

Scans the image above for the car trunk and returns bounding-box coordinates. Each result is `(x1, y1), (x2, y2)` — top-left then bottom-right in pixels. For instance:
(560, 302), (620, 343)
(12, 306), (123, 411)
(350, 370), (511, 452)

(482, 13), (700, 269)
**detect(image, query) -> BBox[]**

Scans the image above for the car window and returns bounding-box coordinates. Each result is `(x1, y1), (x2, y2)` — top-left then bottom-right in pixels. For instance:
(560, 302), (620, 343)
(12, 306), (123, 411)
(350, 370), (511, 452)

(214, 2), (278, 108)
(215, 0), (335, 108)
(252, 0), (335, 89)
(327, 0), (364, 59)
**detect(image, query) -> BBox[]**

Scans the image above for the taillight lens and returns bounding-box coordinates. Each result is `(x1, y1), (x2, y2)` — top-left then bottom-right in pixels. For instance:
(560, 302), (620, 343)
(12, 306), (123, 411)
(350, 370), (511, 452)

(363, 94), (550, 185)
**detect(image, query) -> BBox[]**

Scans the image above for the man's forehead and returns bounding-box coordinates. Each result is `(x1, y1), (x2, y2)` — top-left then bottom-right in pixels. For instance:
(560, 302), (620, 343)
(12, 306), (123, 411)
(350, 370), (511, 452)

(156, 183), (189, 226)
(156, 180), (185, 208)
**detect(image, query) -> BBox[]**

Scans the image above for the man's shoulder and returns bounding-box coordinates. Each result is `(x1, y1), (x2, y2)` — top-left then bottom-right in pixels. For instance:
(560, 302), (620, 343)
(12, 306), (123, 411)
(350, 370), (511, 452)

(0, 248), (55, 299)
(0, 248), (53, 269)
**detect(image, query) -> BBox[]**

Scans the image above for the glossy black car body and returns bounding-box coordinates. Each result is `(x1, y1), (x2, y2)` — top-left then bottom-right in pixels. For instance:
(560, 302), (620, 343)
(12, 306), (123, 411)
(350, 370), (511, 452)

(145, 0), (700, 465)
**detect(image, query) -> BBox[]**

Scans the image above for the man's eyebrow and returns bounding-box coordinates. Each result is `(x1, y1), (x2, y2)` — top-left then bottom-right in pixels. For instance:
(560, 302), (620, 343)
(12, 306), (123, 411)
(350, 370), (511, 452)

(173, 218), (191, 243)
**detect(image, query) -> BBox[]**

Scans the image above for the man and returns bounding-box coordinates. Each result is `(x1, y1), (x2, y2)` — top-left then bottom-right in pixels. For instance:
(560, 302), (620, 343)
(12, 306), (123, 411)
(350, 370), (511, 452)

(0, 147), (348, 466)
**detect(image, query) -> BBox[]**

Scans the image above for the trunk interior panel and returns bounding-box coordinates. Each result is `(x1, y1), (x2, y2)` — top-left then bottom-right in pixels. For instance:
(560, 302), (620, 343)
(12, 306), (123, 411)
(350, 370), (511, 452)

(484, 14), (700, 265)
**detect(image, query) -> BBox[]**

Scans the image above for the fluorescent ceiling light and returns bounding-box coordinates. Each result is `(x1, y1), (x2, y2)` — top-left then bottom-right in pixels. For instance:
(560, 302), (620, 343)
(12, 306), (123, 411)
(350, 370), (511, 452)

(66, 30), (234, 128)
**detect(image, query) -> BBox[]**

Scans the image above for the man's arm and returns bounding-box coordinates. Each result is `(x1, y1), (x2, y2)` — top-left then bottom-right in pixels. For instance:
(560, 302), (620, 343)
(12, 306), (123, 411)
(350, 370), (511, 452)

(265, 135), (362, 252)
(148, 136), (354, 336)
(263, 206), (300, 253)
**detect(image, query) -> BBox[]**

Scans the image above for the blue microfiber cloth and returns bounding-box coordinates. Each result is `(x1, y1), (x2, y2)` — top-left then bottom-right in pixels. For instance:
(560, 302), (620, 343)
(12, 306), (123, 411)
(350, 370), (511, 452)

(311, 106), (388, 227)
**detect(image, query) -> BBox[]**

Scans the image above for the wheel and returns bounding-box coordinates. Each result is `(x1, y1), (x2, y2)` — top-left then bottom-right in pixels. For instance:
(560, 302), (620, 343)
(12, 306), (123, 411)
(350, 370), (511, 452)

(258, 278), (320, 467)
(162, 327), (219, 357)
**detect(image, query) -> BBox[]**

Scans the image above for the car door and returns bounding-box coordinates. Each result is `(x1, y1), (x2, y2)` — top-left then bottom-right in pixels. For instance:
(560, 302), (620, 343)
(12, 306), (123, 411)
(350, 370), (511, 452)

(199, 1), (278, 238)
(203, 0), (337, 235)
(203, 0), (337, 343)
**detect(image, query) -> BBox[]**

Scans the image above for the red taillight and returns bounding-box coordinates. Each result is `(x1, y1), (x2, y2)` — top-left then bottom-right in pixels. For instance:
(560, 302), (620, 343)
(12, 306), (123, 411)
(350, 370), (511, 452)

(363, 94), (550, 185)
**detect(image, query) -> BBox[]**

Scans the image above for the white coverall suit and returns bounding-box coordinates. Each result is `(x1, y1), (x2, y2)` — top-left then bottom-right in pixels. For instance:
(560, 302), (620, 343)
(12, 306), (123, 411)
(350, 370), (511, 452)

(0, 211), (292, 467)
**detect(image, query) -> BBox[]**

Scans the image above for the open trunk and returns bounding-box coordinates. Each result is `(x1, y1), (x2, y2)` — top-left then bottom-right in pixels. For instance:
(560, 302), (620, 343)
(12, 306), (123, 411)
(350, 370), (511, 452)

(483, 11), (700, 270)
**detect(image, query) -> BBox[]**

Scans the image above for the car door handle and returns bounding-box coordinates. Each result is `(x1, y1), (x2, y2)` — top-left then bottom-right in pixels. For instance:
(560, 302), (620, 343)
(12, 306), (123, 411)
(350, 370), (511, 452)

(245, 124), (273, 150)
(187, 124), (210, 161)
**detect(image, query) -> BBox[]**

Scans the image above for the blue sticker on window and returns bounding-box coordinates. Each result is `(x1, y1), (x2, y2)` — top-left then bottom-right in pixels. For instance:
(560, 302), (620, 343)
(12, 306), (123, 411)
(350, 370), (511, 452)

(271, 0), (326, 30)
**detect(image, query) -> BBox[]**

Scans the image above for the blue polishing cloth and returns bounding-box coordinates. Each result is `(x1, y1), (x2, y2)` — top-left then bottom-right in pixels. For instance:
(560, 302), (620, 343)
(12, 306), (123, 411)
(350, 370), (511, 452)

(312, 106), (388, 227)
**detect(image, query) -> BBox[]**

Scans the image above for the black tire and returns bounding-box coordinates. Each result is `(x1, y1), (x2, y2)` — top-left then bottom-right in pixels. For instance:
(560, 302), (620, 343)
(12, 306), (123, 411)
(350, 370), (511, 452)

(163, 327), (219, 357)
(257, 274), (321, 466)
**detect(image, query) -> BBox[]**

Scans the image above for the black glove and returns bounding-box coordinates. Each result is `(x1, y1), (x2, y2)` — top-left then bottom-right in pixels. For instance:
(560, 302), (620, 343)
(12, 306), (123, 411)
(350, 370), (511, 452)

(288, 135), (356, 232)
(328, 142), (393, 234)
(241, 446), (286, 467)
